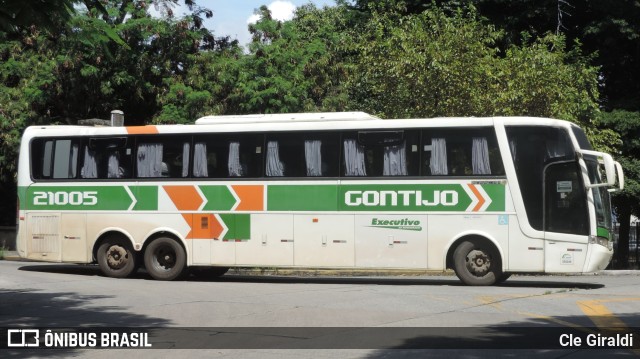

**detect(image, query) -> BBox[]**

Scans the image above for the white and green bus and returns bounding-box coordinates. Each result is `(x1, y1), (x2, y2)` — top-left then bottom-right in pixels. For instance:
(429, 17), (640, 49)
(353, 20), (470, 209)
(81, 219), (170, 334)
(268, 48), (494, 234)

(16, 112), (623, 285)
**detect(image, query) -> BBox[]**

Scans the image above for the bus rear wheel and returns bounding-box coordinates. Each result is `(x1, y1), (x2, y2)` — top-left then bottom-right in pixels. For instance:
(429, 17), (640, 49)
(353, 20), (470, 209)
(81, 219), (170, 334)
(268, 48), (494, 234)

(144, 237), (186, 281)
(453, 240), (502, 286)
(97, 238), (137, 278)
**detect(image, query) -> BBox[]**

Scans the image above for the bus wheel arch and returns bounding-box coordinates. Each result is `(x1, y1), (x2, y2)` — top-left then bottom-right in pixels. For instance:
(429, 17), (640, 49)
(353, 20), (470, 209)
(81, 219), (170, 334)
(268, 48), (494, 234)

(94, 231), (138, 278)
(446, 235), (504, 286)
(142, 232), (187, 281)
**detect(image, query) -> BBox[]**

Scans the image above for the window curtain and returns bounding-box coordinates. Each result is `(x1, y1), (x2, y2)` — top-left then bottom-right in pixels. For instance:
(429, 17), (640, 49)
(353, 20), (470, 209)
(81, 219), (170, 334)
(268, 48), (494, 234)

(228, 142), (243, 177)
(343, 139), (367, 176)
(430, 138), (448, 175)
(472, 137), (492, 175)
(266, 141), (285, 176)
(182, 142), (190, 177)
(107, 153), (120, 178)
(305, 140), (322, 176)
(193, 142), (208, 177)
(81, 147), (97, 178)
(137, 143), (163, 177)
(69, 144), (79, 178)
(383, 142), (407, 176)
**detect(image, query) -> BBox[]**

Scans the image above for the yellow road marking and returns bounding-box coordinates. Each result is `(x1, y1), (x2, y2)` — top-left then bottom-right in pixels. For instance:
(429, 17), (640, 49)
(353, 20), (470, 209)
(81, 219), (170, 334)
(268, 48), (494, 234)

(517, 311), (597, 334)
(577, 299), (640, 355)
(496, 296), (640, 355)
(577, 300), (629, 330)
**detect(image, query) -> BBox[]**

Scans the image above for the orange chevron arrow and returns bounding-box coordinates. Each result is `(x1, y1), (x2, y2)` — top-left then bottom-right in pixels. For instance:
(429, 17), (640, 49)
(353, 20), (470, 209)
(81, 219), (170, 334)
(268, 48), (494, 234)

(468, 184), (486, 212)
(231, 185), (264, 211)
(164, 185), (203, 211)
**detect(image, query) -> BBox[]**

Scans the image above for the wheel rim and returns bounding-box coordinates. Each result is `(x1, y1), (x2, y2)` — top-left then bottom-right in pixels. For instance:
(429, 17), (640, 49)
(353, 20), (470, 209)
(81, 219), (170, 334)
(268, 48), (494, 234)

(106, 245), (128, 270)
(151, 244), (176, 272)
(466, 249), (491, 276)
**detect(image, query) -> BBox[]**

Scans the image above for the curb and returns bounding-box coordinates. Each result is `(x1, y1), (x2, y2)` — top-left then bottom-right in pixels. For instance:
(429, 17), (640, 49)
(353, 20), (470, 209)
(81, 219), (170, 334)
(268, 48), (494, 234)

(2, 251), (21, 261)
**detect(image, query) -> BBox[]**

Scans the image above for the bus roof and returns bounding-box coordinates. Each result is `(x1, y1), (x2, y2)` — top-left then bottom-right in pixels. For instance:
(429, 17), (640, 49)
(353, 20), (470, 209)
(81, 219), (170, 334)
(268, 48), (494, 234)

(22, 113), (576, 138)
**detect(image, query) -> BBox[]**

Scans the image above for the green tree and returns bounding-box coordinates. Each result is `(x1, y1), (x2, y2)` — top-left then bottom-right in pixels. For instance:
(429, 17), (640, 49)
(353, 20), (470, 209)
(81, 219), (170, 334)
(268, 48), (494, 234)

(220, 4), (351, 114)
(461, 0), (640, 265)
(0, 0), (229, 224)
(597, 110), (640, 268)
(347, 5), (606, 135)
(0, 0), (76, 34)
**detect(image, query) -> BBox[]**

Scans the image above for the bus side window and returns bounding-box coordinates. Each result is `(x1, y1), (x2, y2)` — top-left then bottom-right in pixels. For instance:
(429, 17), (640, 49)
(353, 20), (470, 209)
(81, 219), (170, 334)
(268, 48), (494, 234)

(342, 131), (419, 177)
(31, 138), (81, 180)
(422, 129), (503, 177)
(263, 132), (340, 178)
(194, 135), (263, 178)
(303, 133), (339, 177)
(136, 136), (190, 179)
(81, 137), (131, 179)
(264, 133), (304, 177)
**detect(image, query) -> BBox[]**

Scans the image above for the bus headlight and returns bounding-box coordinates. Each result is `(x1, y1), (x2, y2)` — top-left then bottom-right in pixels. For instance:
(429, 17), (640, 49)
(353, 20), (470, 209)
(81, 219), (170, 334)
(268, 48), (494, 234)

(589, 235), (613, 250)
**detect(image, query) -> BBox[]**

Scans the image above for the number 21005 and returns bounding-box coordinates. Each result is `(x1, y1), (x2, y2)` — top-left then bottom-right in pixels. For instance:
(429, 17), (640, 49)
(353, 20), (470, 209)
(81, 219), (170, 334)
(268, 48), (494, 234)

(33, 191), (98, 206)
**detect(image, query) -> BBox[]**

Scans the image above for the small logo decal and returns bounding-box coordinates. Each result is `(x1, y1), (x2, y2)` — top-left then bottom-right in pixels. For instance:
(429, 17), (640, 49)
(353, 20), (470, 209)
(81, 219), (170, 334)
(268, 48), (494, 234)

(368, 218), (423, 231)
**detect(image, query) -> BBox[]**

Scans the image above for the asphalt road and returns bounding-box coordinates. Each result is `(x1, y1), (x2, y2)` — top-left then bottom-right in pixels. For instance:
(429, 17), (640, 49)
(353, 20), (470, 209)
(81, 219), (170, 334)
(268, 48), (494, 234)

(1, 259), (639, 358)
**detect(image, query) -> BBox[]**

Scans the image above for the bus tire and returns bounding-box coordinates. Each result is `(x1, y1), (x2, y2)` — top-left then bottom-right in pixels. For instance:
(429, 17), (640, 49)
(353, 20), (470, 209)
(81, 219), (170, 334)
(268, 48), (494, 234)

(144, 237), (186, 281)
(453, 240), (502, 286)
(97, 238), (137, 278)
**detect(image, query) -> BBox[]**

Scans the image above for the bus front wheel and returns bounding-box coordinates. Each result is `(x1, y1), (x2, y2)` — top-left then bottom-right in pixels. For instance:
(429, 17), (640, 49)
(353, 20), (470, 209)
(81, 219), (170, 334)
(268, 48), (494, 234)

(453, 240), (502, 286)
(144, 237), (186, 281)
(97, 238), (137, 278)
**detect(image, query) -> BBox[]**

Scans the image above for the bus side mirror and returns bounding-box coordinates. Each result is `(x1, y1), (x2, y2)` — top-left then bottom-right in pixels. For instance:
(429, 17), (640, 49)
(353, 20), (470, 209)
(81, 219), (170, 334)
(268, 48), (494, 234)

(579, 150), (616, 189)
(608, 161), (624, 192)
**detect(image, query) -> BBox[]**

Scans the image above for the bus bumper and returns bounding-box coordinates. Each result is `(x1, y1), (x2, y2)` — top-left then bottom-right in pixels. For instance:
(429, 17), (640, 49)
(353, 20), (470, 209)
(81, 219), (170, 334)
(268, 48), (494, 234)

(584, 243), (613, 272)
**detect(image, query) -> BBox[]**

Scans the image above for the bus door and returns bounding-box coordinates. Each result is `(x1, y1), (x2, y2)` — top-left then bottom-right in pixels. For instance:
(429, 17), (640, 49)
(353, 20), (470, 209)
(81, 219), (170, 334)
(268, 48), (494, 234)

(543, 161), (590, 272)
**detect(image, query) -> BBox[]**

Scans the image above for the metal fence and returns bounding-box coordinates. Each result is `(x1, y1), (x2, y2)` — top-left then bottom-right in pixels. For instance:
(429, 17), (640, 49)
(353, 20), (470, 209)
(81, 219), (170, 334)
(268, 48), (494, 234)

(611, 223), (640, 269)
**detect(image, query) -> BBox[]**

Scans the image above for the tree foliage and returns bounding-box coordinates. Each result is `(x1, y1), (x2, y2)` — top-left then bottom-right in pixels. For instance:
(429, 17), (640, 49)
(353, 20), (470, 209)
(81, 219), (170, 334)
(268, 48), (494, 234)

(596, 110), (640, 267)
(0, 1), (235, 224)
(229, 4), (352, 114)
(347, 5), (603, 132)
(0, 0), (628, 228)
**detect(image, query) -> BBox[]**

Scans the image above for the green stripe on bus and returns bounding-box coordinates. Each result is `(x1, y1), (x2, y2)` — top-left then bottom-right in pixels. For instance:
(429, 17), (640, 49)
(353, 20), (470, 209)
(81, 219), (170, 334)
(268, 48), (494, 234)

(267, 183), (506, 212)
(200, 185), (237, 211)
(23, 183), (506, 212)
(131, 186), (158, 211)
(268, 185), (339, 211)
(26, 186), (133, 211)
(481, 184), (506, 212)
(597, 227), (611, 240)
(18, 186), (28, 210)
(219, 213), (251, 240)
(339, 184), (472, 211)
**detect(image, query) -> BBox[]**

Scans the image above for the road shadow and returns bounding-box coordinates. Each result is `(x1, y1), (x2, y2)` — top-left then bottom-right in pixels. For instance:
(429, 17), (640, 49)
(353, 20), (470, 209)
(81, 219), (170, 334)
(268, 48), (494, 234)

(0, 287), (170, 358)
(18, 263), (605, 289)
(361, 313), (640, 357)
